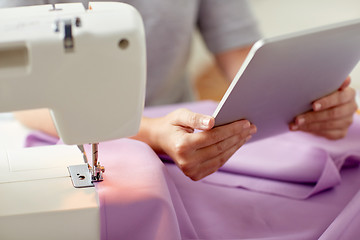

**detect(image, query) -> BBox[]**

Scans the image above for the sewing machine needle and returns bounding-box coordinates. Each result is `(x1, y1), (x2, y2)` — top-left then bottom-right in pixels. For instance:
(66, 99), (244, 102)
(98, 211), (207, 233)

(92, 143), (99, 170)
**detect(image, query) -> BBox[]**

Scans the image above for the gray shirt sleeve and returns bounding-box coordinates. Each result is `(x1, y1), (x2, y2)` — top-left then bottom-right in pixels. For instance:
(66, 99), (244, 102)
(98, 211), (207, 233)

(197, 0), (262, 54)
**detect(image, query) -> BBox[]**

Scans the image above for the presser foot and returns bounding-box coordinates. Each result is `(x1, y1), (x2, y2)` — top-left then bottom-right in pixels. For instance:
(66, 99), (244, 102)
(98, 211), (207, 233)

(91, 162), (105, 182)
(68, 143), (105, 188)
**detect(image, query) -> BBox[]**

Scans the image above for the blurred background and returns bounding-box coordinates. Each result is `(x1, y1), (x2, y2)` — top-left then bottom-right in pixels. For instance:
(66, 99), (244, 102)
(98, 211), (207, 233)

(190, 0), (360, 101)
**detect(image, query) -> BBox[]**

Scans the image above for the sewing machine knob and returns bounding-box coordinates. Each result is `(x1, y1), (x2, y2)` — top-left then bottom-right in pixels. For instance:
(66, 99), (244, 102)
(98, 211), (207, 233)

(118, 39), (129, 49)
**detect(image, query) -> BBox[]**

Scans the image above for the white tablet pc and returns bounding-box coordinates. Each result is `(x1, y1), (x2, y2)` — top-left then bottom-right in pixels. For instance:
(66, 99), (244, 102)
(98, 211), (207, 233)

(213, 19), (360, 142)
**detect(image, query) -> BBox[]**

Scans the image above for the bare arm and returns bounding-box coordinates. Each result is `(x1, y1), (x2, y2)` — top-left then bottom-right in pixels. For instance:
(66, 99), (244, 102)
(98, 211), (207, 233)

(15, 105), (257, 181)
(14, 45), (258, 181)
(14, 109), (58, 137)
(12, 44), (253, 142)
(215, 45), (252, 81)
(130, 45), (258, 180)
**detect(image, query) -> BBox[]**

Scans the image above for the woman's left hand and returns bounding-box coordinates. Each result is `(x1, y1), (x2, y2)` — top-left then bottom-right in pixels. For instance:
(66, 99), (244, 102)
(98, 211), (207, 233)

(290, 76), (358, 139)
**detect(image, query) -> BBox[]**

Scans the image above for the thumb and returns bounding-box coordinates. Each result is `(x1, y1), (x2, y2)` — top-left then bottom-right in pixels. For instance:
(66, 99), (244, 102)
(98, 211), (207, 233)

(172, 108), (215, 130)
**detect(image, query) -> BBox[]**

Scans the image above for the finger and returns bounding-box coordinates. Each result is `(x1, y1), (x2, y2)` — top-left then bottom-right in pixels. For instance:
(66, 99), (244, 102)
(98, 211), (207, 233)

(172, 123), (254, 176)
(188, 121), (256, 149)
(312, 87), (356, 112)
(170, 108), (215, 130)
(193, 131), (252, 163)
(338, 76), (351, 91)
(291, 116), (353, 132)
(295, 101), (357, 125)
(191, 140), (245, 181)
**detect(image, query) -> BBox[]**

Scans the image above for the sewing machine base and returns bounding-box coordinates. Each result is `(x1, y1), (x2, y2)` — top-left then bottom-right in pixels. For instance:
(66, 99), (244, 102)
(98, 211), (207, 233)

(0, 145), (100, 240)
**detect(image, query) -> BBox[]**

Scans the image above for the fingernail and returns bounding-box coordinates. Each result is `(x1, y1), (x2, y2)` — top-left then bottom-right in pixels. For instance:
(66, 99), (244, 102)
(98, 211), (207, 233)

(202, 118), (210, 127)
(249, 126), (257, 134)
(314, 103), (322, 111)
(245, 135), (252, 142)
(297, 117), (305, 125)
(243, 121), (250, 129)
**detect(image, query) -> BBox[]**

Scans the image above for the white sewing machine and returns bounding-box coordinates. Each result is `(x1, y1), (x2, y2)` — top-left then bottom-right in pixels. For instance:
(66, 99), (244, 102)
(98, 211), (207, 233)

(0, 2), (146, 239)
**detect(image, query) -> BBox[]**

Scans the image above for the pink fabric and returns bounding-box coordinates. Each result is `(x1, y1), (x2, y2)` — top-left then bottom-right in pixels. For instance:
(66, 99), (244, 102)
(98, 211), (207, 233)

(145, 101), (360, 199)
(24, 100), (360, 239)
(164, 163), (360, 239)
(24, 130), (59, 147)
(319, 189), (360, 240)
(84, 140), (198, 240)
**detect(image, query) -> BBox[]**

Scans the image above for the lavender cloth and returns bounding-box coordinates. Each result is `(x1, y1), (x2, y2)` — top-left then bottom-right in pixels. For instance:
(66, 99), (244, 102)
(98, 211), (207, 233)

(25, 100), (360, 199)
(24, 130), (59, 147)
(78, 139), (360, 239)
(23, 100), (360, 239)
(319, 188), (360, 240)
(83, 140), (198, 240)
(164, 163), (360, 239)
(144, 100), (360, 199)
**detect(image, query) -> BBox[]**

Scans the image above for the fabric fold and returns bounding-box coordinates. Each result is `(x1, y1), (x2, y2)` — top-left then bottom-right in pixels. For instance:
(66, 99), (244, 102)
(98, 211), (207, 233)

(202, 129), (360, 199)
(144, 101), (360, 199)
(87, 139), (198, 240)
(24, 100), (360, 200)
(21, 100), (360, 238)
(319, 188), (360, 240)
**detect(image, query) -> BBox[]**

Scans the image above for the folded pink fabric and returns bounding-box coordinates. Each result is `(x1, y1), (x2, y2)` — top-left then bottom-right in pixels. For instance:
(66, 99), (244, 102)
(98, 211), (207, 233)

(319, 188), (360, 240)
(26, 100), (360, 199)
(144, 100), (360, 199)
(85, 139), (198, 240)
(203, 124), (360, 199)
(23, 100), (360, 239)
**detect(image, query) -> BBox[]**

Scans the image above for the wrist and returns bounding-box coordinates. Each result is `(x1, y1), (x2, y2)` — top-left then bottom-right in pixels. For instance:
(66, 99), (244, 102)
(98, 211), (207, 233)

(132, 116), (165, 153)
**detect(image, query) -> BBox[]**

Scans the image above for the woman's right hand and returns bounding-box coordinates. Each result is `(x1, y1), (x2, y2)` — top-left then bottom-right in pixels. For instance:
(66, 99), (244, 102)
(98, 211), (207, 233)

(136, 108), (257, 181)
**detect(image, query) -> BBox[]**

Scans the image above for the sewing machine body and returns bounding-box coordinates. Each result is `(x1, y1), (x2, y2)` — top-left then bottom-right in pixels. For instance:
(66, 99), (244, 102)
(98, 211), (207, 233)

(0, 2), (146, 239)
(0, 2), (146, 145)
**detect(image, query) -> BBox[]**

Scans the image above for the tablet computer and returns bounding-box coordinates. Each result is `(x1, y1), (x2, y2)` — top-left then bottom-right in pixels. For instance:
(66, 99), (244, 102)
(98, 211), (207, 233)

(213, 19), (360, 142)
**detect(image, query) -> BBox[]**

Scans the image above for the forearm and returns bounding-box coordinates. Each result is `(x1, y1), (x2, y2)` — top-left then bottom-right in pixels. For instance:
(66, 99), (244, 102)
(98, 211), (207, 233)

(131, 116), (164, 153)
(14, 109), (58, 137)
(215, 45), (253, 81)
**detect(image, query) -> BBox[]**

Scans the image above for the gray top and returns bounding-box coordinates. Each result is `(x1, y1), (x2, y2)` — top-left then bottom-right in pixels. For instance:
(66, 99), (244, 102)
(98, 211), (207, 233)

(1, 0), (261, 106)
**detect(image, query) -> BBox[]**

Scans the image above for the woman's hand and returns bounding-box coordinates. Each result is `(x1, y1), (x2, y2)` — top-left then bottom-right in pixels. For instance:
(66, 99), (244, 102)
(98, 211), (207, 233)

(137, 108), (256, 181)
(290, 77), (357, 139)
